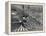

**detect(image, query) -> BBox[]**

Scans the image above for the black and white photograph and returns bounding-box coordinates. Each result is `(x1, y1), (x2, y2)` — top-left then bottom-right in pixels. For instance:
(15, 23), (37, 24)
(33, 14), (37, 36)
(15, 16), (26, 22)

(11, 4), (43, 32)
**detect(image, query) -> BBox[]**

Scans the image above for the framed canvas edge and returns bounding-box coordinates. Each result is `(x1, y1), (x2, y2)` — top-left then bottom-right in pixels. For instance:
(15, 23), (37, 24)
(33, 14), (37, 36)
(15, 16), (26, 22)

(7, 1), (46, 35)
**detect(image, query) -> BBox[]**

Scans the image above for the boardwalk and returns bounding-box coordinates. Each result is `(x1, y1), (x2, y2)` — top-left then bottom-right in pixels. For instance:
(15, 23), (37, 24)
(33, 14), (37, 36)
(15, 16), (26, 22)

(11, 4), (43, 32)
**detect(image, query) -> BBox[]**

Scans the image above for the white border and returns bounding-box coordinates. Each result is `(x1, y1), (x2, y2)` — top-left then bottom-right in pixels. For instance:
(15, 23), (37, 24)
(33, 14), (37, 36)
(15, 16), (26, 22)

(8, 1), (45, 35)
